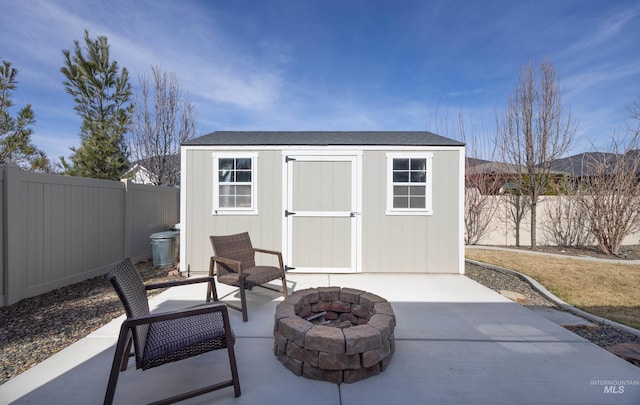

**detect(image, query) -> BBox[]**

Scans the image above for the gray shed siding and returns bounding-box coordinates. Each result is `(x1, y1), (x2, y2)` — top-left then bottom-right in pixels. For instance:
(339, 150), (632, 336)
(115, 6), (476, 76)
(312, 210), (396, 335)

(181, 144), (463, 275)
(360, 150), (462, 273)
(182, 149), (283, 274)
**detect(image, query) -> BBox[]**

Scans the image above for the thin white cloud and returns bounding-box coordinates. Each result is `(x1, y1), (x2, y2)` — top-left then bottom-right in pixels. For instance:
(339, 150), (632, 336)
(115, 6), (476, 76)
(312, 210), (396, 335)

(2, 0), (288, 111)
(563, 63), (640, 99)
(569, 5), (640, 51)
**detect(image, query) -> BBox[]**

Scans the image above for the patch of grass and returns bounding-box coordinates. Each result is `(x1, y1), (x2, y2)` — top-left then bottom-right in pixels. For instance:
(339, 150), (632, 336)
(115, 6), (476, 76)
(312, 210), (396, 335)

(465, 249), (640, 330)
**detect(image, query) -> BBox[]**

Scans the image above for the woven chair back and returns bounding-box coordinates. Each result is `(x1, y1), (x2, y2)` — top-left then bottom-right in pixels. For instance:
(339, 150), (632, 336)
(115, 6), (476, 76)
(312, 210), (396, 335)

(107, 258), (150, 367)
(210, 232), (256, 274)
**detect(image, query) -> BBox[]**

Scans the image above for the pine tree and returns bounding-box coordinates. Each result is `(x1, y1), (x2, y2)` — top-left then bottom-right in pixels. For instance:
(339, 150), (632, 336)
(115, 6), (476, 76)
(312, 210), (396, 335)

(0, 58), (49, 171)
(60, 30), (132, 180)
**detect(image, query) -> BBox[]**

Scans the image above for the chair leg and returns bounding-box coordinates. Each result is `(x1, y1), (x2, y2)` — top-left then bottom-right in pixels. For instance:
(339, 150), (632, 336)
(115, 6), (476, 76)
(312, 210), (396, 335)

(239, 283), (248, 322)
(281, 275), (288, 297)
(206, 279), (219, 303)
(104, 326), (132, 405)
(227, 342), (241, 397)
(206, 257), (218, 302)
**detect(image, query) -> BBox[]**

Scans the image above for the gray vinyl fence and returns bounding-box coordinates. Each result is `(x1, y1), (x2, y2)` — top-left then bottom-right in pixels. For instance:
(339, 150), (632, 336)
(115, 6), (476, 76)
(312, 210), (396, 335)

(0, 165), (180, 306)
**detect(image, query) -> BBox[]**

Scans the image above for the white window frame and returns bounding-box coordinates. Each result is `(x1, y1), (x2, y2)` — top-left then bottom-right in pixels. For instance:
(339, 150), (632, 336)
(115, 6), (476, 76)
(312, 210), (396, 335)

(386, 152), (433, 216)
(212, 152), (258, 215)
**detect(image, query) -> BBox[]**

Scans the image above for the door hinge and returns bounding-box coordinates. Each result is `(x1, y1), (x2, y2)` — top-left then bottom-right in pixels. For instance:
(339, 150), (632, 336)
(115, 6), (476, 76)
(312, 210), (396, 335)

(285, 210), (296, 217)
(285, 156), (296, 163)
(285, 265), (296, 271)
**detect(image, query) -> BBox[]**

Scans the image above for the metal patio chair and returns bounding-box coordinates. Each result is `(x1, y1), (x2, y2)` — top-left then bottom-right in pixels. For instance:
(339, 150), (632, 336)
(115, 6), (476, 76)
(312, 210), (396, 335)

(105, 258), (240, 405)
(207, 232), (288, 322)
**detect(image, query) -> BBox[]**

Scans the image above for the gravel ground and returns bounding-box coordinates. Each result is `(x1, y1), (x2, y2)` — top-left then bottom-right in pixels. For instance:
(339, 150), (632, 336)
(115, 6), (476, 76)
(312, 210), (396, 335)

(0, 260), (181, 385)
(1, 259), (638, 386)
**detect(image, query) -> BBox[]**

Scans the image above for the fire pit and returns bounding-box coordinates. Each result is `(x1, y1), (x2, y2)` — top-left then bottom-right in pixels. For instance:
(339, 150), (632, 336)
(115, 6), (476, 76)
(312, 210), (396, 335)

(273, 287), (395, 384)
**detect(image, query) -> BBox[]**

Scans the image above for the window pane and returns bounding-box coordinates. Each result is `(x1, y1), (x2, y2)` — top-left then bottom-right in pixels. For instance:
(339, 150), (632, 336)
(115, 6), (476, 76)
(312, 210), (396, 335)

(410, 171), (426, 183)
(393, 171), (409, 182)
(219, 195), (234, 208)
(236, 185), (251, 196)
(410, 196), (426, 208)
(393, 159), (409, 170)
(219, 158), (234, 170)
(393, 196), (408, 208)
(219, 171), (234, 182)
(219, 185), (235, 195)
(236, 171), (252, 182)
(410, 185), (426, 196)
(393, 186), (408, 196)
(236, 158), (251, 170)
(236, 196), (251, 207)
(410, 159), (426, 171)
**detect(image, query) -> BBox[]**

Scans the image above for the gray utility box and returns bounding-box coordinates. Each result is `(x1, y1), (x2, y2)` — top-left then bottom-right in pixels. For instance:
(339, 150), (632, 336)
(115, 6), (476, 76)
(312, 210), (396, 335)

(150, 230), (180, 267)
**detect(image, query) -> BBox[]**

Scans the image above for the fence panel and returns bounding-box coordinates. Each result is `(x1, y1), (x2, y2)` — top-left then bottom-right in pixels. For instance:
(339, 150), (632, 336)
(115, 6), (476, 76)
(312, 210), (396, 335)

(2, 167), (179, 306)
(476, 195), (640, 247)
(123, 180), (181, 261)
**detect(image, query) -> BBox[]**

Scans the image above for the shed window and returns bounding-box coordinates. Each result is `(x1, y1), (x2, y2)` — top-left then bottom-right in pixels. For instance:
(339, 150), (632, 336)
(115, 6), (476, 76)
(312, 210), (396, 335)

(386, 152), (433, 215)
(212, 153), (258, 215)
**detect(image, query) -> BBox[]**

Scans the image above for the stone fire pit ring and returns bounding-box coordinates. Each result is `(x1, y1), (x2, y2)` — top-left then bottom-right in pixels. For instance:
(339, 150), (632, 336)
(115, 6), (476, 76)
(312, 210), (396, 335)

(273, 287), (396, 384)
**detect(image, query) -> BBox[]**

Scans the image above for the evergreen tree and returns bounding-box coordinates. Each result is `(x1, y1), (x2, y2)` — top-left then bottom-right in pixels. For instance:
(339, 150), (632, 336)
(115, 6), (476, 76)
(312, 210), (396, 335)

(0, 58), (49, 171)
(60, 30), (132, 180)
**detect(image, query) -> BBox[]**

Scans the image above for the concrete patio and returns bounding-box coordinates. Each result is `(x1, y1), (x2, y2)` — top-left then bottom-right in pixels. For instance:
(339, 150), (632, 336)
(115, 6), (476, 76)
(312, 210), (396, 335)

(1, 273), (639, 404)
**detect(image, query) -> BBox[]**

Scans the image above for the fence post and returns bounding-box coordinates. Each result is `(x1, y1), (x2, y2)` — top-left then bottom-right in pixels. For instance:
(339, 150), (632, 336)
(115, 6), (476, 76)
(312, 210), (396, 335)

(121, 179), (131, 259)
(0, 167), (4, 306)
(3, 166), (24, 306)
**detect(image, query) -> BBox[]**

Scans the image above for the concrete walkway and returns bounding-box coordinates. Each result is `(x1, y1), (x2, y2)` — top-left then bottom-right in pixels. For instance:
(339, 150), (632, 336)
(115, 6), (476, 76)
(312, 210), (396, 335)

(1, 273), (639, 404)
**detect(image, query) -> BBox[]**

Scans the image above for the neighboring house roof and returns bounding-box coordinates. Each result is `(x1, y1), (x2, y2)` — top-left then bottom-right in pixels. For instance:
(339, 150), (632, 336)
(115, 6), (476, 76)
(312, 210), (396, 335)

(127, 163), (158, 185)
(465, 161), (524, 175)
(183, 131), (465, 147)
(549, 152), (617, 177)
(126, 154), (181, 186)
(549, 151), (640, 177)
(468, 149), (640, 179)
(466, 157), (492, 168)
(133, 154), (181, 170)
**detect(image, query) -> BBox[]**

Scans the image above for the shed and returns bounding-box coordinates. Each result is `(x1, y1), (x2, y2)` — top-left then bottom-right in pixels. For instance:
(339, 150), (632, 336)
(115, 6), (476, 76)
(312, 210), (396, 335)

(180, 131), (465, 275)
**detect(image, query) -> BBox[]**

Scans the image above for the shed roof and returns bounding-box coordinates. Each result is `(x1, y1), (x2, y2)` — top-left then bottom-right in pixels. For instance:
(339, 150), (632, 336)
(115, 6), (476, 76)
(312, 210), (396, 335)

(183, 131), (465, 147)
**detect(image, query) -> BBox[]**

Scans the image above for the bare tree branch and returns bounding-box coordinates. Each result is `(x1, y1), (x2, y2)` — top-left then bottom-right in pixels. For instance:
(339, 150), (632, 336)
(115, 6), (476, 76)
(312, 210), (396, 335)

(497, 58), (576, 248)
(128, 66), (196, 186)
(575, 134), (640, 255)
(430, 107), (501, 245)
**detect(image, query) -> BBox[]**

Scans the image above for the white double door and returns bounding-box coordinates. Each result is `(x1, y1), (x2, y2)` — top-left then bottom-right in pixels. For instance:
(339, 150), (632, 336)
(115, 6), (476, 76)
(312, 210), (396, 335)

(284, 153), (361, 273)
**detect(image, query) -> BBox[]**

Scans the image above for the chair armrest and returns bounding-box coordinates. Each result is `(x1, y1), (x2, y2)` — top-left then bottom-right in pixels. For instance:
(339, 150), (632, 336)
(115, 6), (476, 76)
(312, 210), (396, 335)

(122, 302), (230, 328)
(253, 248), (285, 271)
(145, 276), (216, 291)
(211, 256), (244, 277)
(253, 248), (281, 256)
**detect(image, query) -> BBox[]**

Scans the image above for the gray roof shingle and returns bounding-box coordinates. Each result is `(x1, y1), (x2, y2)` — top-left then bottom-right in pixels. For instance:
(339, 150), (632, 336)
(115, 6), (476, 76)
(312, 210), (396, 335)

(183, 131), (465, 147)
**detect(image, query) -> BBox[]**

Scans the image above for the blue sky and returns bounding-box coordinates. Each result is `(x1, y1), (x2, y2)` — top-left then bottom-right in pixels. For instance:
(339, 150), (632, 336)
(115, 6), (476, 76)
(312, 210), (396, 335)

(1, 0), (639, 164)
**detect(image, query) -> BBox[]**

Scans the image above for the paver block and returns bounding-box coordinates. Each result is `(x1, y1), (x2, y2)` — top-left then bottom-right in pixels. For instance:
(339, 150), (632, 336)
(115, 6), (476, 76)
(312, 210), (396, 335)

(344, 325), (382, 355)
(305, 325), (345, 353)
